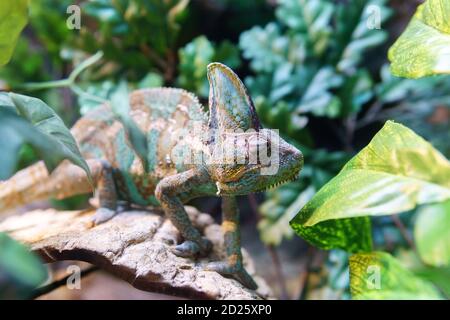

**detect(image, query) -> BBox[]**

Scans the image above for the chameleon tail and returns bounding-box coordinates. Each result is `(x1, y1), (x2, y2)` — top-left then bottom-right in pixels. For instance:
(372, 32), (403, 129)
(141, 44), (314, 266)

(0, 161), (95, 214)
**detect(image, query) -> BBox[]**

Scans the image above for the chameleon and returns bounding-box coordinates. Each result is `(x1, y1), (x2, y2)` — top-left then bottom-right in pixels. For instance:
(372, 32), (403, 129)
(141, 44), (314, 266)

(0, 63), (303, 289)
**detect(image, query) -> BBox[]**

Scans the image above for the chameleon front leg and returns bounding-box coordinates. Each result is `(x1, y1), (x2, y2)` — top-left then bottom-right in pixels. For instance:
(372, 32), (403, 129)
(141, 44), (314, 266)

(206, 196), (257, 290)
(155, 169), (212, 257)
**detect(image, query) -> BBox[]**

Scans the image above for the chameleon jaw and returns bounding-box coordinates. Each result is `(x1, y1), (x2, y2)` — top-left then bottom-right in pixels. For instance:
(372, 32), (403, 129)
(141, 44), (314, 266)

(215, 172), (299, 196)
(254, 173), (300, 193)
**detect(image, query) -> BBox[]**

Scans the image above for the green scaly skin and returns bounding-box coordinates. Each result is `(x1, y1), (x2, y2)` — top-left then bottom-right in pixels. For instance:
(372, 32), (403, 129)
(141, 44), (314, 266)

(1, 63), (304, 290)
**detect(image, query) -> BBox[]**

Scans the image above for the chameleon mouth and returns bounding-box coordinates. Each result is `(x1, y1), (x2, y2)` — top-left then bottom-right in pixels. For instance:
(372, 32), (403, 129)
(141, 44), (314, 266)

(255, 172), (300, 193)
(215, 172), (299, 196)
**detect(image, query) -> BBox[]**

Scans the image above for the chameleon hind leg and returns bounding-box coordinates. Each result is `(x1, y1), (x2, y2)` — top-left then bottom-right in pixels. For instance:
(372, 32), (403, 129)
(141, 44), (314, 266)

(48, 158), (118, 224)
(155, 169), (212, 257)
(205, 196), (257, 290)
(89, 160), (118, 225)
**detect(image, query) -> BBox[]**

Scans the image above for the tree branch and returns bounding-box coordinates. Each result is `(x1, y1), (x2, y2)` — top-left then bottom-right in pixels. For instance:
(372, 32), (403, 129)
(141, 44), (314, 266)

(0, 206), (272, 300)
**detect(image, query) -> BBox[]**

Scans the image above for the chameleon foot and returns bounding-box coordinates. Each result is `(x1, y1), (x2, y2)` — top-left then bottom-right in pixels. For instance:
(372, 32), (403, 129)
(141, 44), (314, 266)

(91, 207), (117, 225)
(172, 237), (212, 257)
(205, 261), (258, 290)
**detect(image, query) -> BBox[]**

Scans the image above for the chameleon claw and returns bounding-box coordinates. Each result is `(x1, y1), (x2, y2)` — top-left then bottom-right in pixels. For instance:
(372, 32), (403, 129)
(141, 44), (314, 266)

(205, 261), (258, 290)
(91, 207), (117, 225)
(172, 237), (212, 258)
(172, 241), (200, 257)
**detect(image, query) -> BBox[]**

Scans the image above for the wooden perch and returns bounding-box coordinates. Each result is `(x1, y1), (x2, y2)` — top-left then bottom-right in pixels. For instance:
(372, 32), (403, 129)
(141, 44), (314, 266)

(0, 206), (272, 300)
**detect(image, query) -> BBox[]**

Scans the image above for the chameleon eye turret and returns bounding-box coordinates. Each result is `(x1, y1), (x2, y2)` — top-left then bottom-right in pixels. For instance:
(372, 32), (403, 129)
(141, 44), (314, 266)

(206, 63), (303, 196)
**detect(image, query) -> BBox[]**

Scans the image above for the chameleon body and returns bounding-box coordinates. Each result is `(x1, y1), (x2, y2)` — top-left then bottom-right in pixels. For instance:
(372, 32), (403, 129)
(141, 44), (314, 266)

(0, 63), (303, 289)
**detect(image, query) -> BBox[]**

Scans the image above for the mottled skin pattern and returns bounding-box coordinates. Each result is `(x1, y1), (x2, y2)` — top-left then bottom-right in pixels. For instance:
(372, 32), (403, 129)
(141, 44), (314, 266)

(0, 63), (303, 289)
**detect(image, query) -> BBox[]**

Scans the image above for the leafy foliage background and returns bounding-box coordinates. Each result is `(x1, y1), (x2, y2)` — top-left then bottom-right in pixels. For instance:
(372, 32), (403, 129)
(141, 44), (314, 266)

(0, 0), (449, 299)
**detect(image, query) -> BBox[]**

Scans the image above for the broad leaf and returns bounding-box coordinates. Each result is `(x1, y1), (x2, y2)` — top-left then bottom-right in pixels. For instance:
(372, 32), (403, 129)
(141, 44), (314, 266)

(290, 121), (450, 252)
(413, 266), (450, 299)
(0, 0), (28, 66)
(292, 216), (373, 253)
(388, 0), (450, 78)
(0, 93), (92, 181)
(292, 120), (450, 222)
(414, 200), (450, 267)
(349, 252), (442, 299)
(0, 109), (38, 179)
(0, 232), (47, 299)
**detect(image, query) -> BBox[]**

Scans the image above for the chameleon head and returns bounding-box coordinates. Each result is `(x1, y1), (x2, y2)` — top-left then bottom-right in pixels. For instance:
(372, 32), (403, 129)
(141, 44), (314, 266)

(206, 63), (303, 195)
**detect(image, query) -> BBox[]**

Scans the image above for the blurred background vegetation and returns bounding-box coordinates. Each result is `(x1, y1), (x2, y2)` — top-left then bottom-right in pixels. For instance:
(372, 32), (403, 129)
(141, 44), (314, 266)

(0, 0), (449, 299)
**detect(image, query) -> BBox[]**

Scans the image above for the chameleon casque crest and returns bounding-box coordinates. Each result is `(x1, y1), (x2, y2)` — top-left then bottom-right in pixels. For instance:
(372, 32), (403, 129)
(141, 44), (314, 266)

(0, 63), (303, 289)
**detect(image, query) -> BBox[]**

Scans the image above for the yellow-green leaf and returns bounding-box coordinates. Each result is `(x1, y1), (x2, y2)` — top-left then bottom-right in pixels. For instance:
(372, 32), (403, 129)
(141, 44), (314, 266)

(291, 216), (373, 253)
(290, 121), (450, 252)
(349, 252), (442, 300)
(414, 200), (450, 267)
(388, 0), (450, 78)
(0, 0), (28, 66)
(414, 266), (450, 299)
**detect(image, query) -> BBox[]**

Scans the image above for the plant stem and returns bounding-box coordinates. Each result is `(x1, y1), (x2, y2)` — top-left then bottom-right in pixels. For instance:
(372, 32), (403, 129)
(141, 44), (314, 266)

(343, 115), (356, 152)
(296, 246), (315, 300)
(68, 51), (104, 82)
(391, 215), (417, 252)
(21, 79), (72, 91)
(267, 244), (289, 300)
(21, 51), (104, 91)
(357, 101), (384, 129)
(140, 43), (167, 70)
(248, 194), (289, 299)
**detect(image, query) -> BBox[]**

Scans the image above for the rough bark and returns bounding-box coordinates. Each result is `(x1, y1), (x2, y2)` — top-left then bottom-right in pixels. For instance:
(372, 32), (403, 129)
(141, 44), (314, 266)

(0, 206), (272, 300)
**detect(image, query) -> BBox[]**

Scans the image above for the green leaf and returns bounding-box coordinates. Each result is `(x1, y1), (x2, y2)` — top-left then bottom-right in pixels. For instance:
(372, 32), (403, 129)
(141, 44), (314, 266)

(349, 252), (443, 299)
(338, 70), (373, 116)
(296, 67), (343, 118)
(414, 200), (450, 267)
(0, 232), (47, 298)
(167, 0), (189, 30)
(110, 81), (149, 172)
(294, 120), (450, 223)
(0, 0), (28, 66)
(214, 41), (241, 70)
(138, 72), (163, 89)
(292, 217), (373, 253)
(388, 0), (450, 78)
(290, 121), (450, 252)
(240, 0), (392, 123)
(275, 0), (334, 57)
(335, 0), (391, 72)
(0, 109), (30, 179)
(413, 266), (450, 299)
(178, 36), (215, 97)
(78, 80), (117, 115)
(177, 36), (241, 97)
(4, 93), (92, 181)
(239, 23), (289, 73)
